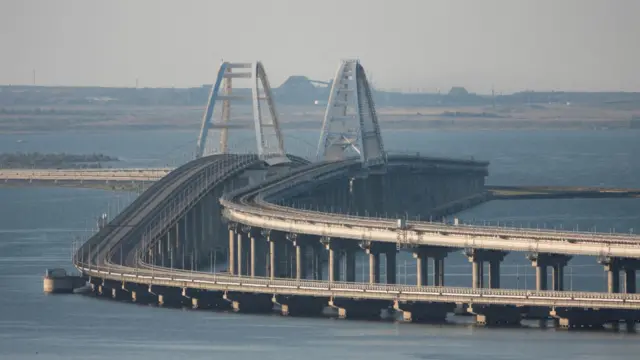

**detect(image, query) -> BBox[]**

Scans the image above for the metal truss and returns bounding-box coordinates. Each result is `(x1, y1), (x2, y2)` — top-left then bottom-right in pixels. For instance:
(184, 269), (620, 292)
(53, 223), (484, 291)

(196, 61), (288, 165)
(317, 59), (386, 167)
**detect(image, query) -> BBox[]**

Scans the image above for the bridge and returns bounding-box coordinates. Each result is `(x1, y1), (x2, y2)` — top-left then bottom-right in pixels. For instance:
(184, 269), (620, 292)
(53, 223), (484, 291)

(70, 60), (640, 330)
(0, 168), (171, 189)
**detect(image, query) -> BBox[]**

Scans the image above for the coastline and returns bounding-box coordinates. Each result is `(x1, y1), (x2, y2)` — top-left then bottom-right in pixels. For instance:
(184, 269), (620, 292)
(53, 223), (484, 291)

(0, 104), (638, 134)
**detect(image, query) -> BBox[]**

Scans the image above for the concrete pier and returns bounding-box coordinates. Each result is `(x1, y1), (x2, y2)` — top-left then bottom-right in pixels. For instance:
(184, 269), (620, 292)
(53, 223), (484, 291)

(322, 237), (341, 282)
(43, 268), (86, 294)
(228, 224), (236, 275)
(273, 295), (326, 317)
(528, 253), (571, 291)
(148, 285), (185, 307)
(386, 250), (397, 284)
(182, 288), (227, 309)
(130, 289), (155, 304)
(393, 300), (453, 323)
(468, 305), (521, 326)
(329, 298), (388, 320)
(224, 292), (273, 313)
(551, 308), (610, 329)
(122, 283), (154, 304)
(412, 246), (451, 287)
(465, 249), (506, 289)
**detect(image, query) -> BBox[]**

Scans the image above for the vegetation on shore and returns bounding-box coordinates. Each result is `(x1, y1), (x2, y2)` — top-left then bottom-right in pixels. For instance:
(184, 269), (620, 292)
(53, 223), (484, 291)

(0, 152), (119, 169)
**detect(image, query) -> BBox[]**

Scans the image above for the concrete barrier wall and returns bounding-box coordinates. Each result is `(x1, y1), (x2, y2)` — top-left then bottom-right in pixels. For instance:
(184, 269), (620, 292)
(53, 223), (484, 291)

(282, 164), (488, 219)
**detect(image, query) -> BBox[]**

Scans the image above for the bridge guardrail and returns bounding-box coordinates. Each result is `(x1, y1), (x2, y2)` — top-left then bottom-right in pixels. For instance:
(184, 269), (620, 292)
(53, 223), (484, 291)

(71, 153), (640, 313)
(219, 160), (640, 248)
(74, 257), (640, 310)
(218, 153), (640, 246)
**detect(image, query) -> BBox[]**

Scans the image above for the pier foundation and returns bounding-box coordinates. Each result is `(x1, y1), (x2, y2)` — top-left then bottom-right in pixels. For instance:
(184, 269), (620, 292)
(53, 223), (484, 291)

(393, 300), (453, 323)
(223, 292), (273, 313)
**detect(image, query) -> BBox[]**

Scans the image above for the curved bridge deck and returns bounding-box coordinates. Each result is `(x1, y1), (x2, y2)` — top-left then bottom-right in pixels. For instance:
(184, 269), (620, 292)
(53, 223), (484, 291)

(73, 154), (640, 328)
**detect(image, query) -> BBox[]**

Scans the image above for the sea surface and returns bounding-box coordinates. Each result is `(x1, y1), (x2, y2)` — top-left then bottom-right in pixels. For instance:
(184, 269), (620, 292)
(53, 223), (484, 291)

(1, 128), (640, 359)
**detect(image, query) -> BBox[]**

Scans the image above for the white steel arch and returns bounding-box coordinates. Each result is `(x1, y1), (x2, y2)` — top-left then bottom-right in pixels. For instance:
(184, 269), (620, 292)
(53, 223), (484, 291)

(196, 61), (288, 164)
(316, 59), (386, 167)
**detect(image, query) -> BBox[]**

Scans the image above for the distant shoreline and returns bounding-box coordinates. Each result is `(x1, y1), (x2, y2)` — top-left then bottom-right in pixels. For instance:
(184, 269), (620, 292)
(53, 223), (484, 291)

(0, 152), (119, 169)
(0, 103), (637, 134)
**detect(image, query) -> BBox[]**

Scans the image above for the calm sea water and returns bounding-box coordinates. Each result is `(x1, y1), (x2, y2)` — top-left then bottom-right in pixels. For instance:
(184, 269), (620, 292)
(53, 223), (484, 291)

(1, 129), (639, 359)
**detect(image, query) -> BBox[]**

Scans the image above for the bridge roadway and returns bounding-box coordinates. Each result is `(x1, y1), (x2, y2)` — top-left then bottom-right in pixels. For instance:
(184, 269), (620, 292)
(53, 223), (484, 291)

(75, 261), (640, 311)
(0, 168), (171, 183)
(79, 154), (269, 269)
(72, 154), (640, 328)
(222, 157), (640, 259)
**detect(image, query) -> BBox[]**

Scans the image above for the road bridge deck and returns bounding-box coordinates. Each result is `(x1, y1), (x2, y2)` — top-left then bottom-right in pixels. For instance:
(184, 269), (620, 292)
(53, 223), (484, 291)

(0, 168), (172, 182)
(58, 58), (640, 329)
(77, 262), (640, 310)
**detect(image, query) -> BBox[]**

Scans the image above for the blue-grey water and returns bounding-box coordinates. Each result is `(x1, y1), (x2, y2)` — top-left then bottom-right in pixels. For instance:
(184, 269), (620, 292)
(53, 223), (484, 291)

(1, 129), (640, 359)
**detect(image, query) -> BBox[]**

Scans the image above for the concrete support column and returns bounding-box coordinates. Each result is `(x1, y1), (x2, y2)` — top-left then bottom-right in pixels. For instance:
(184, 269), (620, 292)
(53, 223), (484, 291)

(434, 256), (445, 286)
(529, 253), (571, 291)
(414, 252), (428, 286)
(228, 226), (236, 275)
(369, 252), (380, 284)
(295, 243), (305, 280)
(386, 251), (397, 284)
(535, 265), (547, 291)
(269, 239), (277, 280)
(598, 257), (621, 294)
(472, 260), (483, 289)
(489, 259), (500, 289)
(181, 216), (188, 269)
(200, 200), (207, 264)
(285, 241), (294, 278)
(250, 235), (257, 277)
(328, 247), (341, 282)
(467, 249), (506, 289)
(236, 231), (244, 276)
(608, 266), (620, 294)
(313, 245), (322, 280)
(174, 221), (180, 257)
(191, 206), (199, 268)
(626, 269), (637, 294)
(164, 231), (171, 268)
(345, 250), (356, 282)
(171, 225), (179, 269)
(552, 265), (564, 291)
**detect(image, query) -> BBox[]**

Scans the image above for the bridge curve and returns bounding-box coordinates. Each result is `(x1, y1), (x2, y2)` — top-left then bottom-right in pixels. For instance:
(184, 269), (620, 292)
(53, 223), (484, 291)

(73, 153), (640, 328)
(68, 57), (640, 329)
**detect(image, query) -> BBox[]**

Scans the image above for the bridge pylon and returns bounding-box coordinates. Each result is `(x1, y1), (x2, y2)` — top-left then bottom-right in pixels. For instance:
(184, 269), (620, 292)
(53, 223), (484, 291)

(316, 59), (386, 167)
(196, 61), (289, 165)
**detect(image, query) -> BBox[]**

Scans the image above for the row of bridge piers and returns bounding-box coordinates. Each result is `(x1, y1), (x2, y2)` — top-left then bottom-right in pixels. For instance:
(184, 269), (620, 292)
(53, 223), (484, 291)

(139, 206), (640, 329)
(87, 271), (640, 330)
(127, 164), (639, 329)
(219, 224), (640, 328)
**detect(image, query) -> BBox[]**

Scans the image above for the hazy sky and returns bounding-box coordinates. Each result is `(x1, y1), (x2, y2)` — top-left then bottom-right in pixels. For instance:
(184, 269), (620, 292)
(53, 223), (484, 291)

(2, 0), (639, 93)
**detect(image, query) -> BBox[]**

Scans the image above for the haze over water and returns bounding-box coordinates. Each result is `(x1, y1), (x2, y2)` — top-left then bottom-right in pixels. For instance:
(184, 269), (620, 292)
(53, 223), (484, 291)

(1, 129), (640, 359)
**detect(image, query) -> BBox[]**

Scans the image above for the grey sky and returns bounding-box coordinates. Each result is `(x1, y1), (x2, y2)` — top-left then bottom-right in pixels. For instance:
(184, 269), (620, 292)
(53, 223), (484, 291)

(2, 0), (639, 93)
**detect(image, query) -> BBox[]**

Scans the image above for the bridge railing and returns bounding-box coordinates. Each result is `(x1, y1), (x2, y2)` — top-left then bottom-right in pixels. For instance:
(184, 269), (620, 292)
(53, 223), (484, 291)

(111, 153), (312, 266)
(385, 151), (489, 165)
(77, 257), (640, 306)
(114, 154), (260, 265)
(219, 159), (640, 245)
(248, 160), (640, 243)
(142, 155), (258, 244)
(80, 153), (310, 270)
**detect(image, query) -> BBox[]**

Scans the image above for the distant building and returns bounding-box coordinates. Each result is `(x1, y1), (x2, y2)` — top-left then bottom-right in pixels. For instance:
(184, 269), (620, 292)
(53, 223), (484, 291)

(448, 87), (470, 97)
